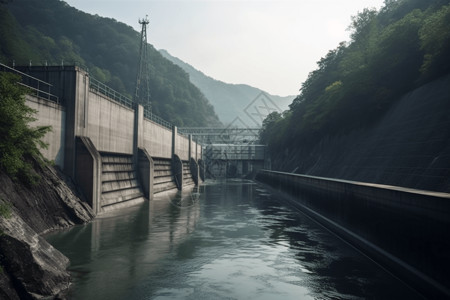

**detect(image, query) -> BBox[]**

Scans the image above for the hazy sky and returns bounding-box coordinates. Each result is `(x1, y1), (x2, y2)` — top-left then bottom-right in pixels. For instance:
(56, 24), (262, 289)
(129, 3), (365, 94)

(64, 0), (385, 96)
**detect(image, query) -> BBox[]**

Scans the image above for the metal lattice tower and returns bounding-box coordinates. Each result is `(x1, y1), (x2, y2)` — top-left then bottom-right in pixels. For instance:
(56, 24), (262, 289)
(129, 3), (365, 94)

(134, 15), (151, 109)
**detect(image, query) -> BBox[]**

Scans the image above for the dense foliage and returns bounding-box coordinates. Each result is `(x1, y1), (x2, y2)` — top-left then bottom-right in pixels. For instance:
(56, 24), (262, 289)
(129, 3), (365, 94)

(260, 0), (450, 155)
(0, 72), (50, 184)
(0, 0), (220, 127)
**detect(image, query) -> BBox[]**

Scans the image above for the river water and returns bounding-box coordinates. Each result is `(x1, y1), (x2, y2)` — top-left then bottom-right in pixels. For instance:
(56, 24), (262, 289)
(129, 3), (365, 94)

(46, 179), (423, 299)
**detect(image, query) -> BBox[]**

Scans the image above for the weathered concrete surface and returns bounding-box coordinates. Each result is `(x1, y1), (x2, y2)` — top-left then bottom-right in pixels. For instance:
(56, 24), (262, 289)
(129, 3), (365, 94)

(83, 92), (135, 154)
(75, 136), (102, 215)
(177, 134), (189, 161)
(189, 158), (199, 185)
(26, 95), (65, 168)
(18, 67), (203, 206)
(172, 155), (183, 190)
(138, 148), (154, 200)
(143, 120), (173, 159)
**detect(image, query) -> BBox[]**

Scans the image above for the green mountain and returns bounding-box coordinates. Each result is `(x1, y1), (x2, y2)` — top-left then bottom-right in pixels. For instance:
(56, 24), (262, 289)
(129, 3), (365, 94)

(159, 49), (295, 126)
(260, 0), (450, 192)
(0, 0), (221, 127)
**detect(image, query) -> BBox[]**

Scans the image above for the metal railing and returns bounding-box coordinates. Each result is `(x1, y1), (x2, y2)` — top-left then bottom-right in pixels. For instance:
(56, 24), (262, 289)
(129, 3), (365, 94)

(144, 109), (173, 130)
(89, 76), (173, 130)
(1, 62), (174, 130)
(89, 77), (134, 109)
(0, 63), (59, 103)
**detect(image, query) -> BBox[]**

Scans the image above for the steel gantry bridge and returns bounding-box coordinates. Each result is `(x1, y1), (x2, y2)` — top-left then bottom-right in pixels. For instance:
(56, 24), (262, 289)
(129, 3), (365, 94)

(178, 127), (261, 145)
(178, 127), (268, 178)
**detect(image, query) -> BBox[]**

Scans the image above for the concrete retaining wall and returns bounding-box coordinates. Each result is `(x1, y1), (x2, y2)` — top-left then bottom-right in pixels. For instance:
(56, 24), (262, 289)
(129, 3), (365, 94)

(177, 134), (189, 161)
(84, 92), (134, 154)
(143, 120), (173, 159)
(26, 95), (65, 167)
(256, 170), (450, 299)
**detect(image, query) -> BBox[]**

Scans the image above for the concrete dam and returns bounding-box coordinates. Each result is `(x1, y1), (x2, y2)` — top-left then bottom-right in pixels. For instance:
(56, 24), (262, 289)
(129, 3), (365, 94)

(8, 64), (203, 215)
(3, 63), (450, 299)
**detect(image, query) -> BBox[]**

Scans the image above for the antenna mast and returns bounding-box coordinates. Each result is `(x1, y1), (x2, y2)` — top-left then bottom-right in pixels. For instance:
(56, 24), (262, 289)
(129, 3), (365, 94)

(134, 15), (151, 110)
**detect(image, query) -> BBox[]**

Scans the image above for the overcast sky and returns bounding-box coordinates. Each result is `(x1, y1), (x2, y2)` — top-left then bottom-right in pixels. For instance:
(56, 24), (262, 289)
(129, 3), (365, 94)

(64, 0), (385, 96)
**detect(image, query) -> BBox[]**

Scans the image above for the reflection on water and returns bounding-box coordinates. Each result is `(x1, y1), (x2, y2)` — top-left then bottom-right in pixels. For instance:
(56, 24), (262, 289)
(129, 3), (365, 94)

(46, 179), (423, 300)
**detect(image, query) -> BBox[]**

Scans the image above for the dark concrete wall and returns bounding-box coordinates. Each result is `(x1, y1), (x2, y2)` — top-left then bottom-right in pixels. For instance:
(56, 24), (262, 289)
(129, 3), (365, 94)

(75, 137), (102, 214)
(81, 90), (135, 154)
(138, 148), (154, 200)
(190, 157), (199, 185)
(256, 170), (450, 299)
(172, 154), (183, 190)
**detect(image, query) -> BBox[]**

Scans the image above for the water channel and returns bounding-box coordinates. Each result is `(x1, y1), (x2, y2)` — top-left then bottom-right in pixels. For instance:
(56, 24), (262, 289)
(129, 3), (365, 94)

(46, 179), (424, 299)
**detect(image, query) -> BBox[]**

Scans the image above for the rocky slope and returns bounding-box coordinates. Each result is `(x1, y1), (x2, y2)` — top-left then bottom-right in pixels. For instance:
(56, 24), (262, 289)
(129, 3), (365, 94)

(0, 160), (94, 299)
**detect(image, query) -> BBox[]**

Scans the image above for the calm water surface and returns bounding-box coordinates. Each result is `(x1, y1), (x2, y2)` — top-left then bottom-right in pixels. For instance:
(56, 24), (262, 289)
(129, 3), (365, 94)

(46, 179), (423, 299)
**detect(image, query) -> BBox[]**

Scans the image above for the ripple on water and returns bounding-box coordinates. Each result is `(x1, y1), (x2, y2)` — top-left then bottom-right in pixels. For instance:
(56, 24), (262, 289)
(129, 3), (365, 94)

(47, 179), (424, 300)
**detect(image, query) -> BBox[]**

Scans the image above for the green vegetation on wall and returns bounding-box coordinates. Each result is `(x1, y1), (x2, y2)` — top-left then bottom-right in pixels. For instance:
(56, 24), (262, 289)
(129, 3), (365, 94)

(260, 0), (450, 155)
(0, 72), (50, 184)
(0, 0), (220, 127)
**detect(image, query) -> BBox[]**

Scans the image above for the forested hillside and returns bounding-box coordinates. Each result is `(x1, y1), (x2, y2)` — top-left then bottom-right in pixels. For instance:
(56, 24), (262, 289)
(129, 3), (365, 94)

(0, 0), (221, 127)
(260, 0), (450, 191)
(160, 49), (294, 125)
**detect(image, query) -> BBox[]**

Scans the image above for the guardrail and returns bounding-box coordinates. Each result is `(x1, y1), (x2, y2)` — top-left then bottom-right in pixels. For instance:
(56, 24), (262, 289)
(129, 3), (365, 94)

(1, 63), (174, 131)
(143, 109), (173, 130)
(89, 76), (173, 130)
(0, 63), (59, 103)
(89, 77), (134, 109)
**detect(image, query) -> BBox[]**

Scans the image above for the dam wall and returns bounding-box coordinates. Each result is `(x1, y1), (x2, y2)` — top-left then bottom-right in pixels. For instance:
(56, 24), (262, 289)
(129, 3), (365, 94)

(26, 95), (65, 167)
(13, 65), (202, 215)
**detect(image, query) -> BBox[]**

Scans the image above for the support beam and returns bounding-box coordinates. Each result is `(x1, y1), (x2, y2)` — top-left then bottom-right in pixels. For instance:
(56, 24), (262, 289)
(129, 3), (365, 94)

(75, 136), (101, 215)
(138, 148), (154, 200)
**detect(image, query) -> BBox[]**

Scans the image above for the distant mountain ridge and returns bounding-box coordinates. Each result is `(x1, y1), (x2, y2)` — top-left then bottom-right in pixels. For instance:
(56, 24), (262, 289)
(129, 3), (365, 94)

(0, 0), (221, 127)
(159, 49), (295, 126)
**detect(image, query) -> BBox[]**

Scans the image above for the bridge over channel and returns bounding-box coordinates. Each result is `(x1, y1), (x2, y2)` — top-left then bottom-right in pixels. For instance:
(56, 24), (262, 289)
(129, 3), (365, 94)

(178, 127), (269, 178)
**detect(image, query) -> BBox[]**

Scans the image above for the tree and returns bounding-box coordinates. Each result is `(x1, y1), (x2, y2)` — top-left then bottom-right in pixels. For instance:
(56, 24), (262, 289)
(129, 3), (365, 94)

(260, 111), (282, 144)
(348, 8), (378, 42)
(0, 72), (51, 183)
(419, 4), (450, 79)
